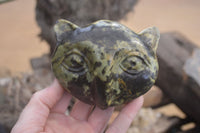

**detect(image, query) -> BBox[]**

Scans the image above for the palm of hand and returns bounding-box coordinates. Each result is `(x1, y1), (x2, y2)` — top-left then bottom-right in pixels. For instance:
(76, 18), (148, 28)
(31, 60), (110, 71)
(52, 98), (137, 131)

(45, 112), (95, 133)
(11, 80), (143, 133)
(44, 99), (113, 133)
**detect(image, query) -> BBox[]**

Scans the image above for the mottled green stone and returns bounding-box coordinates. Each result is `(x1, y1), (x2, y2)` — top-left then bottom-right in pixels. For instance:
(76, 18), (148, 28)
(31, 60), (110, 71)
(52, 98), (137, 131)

(51, 19), (160, 109)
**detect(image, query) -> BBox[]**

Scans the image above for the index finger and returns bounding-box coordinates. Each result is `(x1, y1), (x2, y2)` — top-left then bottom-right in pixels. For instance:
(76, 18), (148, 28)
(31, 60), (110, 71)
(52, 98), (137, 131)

(12, 80), (64, 132)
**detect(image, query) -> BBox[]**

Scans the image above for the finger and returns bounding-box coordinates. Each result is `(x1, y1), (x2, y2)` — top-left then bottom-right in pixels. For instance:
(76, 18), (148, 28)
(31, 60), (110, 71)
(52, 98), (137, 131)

(70, 100), (93, 120)
(106, 96), (143, 133)
(51, 92), (72, 114)
(12, 80), (64, 131)
(88, 107), (114, 133)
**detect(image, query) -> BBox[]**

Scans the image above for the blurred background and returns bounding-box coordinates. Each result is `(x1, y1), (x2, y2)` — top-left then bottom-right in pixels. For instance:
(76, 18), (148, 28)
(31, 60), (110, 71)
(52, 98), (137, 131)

(0, 0), (199, 132)
(0, 0), (200, 74)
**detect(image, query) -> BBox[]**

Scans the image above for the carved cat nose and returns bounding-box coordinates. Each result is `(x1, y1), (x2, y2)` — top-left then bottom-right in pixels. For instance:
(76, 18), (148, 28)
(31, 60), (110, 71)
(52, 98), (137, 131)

(94, 74), (123, 107)
(106, 78), (120, 92)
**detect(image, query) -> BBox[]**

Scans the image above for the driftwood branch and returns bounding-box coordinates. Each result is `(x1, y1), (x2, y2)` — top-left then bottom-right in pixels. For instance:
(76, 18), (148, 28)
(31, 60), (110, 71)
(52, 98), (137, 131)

(35, 0), (138, 54)
(156, 32), (200, 123)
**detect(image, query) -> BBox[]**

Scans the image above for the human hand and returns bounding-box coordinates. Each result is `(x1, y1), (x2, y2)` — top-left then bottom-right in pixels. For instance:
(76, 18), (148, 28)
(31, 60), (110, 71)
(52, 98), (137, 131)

(11, 80), (143, 133)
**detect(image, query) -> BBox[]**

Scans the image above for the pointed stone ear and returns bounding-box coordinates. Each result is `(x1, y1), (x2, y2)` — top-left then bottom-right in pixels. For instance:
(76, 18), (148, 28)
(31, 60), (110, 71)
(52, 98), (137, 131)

(54, 19), (79, 42)
(139, 27), (160, 52)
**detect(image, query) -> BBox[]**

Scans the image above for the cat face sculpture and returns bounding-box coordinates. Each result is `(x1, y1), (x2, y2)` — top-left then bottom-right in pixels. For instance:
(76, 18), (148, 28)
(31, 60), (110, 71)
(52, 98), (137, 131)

(52, 19), (160, 109)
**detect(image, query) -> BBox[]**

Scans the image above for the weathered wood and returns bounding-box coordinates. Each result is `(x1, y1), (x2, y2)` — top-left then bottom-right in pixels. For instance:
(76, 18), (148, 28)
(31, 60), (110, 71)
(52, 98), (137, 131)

(127, 108), (181, 133)
(0, 69), (54, 132)
(30, 54), (50, 70)
(156, 32), (200, 123)
(35, 0), (138, 54)
(166, 117), (200, 133)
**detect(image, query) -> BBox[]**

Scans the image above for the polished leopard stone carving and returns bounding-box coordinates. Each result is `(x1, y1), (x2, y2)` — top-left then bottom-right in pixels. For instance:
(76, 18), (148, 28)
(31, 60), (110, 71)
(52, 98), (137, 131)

(51, 19), (160, 109)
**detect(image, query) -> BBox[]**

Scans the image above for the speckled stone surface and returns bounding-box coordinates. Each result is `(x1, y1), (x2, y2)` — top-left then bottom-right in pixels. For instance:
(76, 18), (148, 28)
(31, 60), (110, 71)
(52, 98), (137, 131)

(51, 19), (160, 109)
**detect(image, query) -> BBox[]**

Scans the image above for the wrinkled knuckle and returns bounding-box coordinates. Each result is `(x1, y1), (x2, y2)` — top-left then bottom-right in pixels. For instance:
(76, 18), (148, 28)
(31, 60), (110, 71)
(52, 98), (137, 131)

(31, 91), (42, 102)
(106, 126), (120, 133)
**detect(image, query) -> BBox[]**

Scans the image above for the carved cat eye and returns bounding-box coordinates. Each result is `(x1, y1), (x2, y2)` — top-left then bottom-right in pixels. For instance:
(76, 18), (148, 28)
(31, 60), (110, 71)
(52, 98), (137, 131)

(62, 52), (88, 73)
(120, 56), (146, 74)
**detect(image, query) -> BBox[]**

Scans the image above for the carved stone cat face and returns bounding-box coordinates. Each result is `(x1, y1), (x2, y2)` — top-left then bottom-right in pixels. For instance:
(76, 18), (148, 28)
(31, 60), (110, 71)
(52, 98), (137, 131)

(51, 19), (160, 109)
